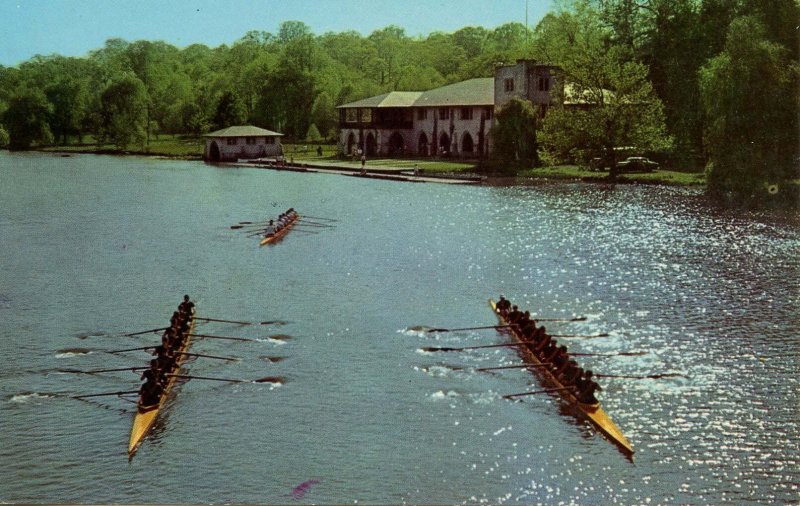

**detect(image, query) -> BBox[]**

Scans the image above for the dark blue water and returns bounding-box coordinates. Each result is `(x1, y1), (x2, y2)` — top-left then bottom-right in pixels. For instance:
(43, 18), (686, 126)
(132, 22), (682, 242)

(1, 152), (798, 504)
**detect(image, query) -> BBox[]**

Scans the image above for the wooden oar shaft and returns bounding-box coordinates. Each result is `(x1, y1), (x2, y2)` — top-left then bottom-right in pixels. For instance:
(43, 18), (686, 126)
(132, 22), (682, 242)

(169, 373), (243, 383)
(73, 389), (139, 399)
(427, 324), (511, 332)
(106, 346), (155, 354)
(120, 327), (168, 337)
(194, 317), (254, 325)
(61, 366), (148, 374)
(552, 333), (610, 338)
(476, 363), (552, 371)
(535, 317), (587, 322)
(188, 333), (255, 342)
(424, 341), (535, 352)
(175, 351), (239, 361)
(571, 351), (647, 357)
(503, 386), (576, 399)
(302, 215), (337, 222)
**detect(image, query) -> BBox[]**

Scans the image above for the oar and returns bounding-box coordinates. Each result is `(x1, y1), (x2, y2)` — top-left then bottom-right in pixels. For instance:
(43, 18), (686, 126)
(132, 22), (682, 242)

(188, 333), (257, 342)
(296, 222), (335, 228)
(193, 317), (281, 326)
(301, 215), (338, 222)
(59, 366), (148, 375)
(231, 223), (266, 230)
(175, 351), (240, 362)
(595, 372), (685, 379)
(450, 363), (552, 372)
(426, 324), (512, 333)
(551, 333), (610, 338)
(73, 389), (140, 399)
(106, 345), (155, 354)
(535, 316), (587, 322)
(169, 374), (283, 384)
(117, 326), (169, 337)
(421, 341), (535, 352)
(503, 386), (576, 399)
(570, 351), (647, 357)
(246, 230), (267, 237)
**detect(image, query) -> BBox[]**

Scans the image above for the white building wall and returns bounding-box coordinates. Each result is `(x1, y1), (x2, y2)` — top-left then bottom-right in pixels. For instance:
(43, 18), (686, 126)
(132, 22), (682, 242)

(204, 137), (282, 161)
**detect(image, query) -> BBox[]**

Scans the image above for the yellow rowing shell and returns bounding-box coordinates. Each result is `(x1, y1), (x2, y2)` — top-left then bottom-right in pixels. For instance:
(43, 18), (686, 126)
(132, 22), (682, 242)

(489, 299), (634, 456)
(127, 315), (196, 458)
(259, 214), (300, 246)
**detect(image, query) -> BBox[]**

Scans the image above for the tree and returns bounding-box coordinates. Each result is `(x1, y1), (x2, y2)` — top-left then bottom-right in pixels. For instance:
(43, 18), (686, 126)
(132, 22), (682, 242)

(99, 75), (148, 150)
(491, 98), (539, 165)
(212, 91), (247, 130)
(305, 123), (322, 142)
(3, 91), (53, 150)
(699, 16), (799, 196)
(45, 77), (87, 144)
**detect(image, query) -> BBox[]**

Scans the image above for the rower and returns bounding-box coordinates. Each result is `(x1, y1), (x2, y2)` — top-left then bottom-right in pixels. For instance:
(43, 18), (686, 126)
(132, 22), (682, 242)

(519, 314), (537, 338)
(541, 340), (560, 362)
(496, 296), (511, 314)
(533, 329), (552, 353)
(507, 305), (523, 324)
(576, 370), (602, 404)
(178, 295), (195, 316)
(138, 377), (163, 407)
(557, 360), (580, 385)
(551, 345), (570, 373)
(141, 359), (166, 386)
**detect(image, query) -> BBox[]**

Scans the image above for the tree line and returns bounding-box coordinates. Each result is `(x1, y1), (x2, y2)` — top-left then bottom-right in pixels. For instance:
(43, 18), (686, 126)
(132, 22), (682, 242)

(0, 0), (797, 197)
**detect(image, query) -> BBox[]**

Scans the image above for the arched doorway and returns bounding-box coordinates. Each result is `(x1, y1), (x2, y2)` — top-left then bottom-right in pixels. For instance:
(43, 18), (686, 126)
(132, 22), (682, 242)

(365, 132), (377, 156)
(346, 132), (356, 155)
(438, 132), (451, 155)
(418, 132), (429, 156)
(461, 132), (474, 154)
(208, 141), (221, 161)
(388, 132), (405, 155)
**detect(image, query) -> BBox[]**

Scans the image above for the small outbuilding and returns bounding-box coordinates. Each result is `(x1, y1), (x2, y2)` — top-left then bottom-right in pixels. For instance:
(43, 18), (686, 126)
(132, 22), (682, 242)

(203, 125), (284, 162)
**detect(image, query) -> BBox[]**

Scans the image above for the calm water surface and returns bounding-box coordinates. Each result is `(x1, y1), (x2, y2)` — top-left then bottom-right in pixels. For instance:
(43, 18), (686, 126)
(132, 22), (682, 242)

(0, 152), (798, 504)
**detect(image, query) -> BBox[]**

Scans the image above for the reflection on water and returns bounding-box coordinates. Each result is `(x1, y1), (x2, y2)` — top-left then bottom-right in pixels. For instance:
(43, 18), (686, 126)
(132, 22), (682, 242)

(0, 152), (797, 504)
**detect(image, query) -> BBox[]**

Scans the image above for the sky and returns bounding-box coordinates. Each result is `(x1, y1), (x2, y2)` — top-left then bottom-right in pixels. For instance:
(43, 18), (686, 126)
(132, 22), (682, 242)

(0, 0), (553, 67)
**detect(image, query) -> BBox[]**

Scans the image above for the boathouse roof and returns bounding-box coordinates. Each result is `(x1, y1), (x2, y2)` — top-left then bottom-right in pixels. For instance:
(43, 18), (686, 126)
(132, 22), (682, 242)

(204, 125), (284, 137)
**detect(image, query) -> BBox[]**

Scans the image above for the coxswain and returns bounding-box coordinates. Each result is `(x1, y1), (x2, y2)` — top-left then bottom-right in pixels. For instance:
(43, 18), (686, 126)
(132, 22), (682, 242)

(178, 295), (195, 316)
(496, 296), (511, 314)
(576, 370), (602, 404)
(263, 220), (276, 237)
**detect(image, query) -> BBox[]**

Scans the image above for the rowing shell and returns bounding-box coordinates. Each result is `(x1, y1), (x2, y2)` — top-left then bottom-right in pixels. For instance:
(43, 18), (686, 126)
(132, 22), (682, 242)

(127, 315), (196, 458)
(259, 214), (300, 246)
(489, 299), (634, 456)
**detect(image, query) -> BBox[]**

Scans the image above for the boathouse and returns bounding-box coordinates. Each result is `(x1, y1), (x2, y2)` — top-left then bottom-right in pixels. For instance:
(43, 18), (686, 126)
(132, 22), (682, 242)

(203, 125), (284, 162)
(337, 60), (564, 158)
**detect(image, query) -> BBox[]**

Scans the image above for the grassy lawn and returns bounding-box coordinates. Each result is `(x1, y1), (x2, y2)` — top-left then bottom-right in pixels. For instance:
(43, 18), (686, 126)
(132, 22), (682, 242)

(519, 165), (706, 186)
(41, 134), (204, 158)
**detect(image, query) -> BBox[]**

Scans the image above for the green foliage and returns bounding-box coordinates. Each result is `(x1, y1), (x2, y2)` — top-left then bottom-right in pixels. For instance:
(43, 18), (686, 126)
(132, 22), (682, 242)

(3, 91), (53, 150)
(490, 98), (539, 165)
(99, 75), (148, 150)
(0, 125), (9, 147)
(212, 91), (247, 130)
(699, 16), (799, 195)
(305, 123), (322, 142)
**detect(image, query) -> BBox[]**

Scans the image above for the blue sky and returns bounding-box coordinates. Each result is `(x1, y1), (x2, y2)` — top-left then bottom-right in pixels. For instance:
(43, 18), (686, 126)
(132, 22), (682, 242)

(1, 0), (552, 67)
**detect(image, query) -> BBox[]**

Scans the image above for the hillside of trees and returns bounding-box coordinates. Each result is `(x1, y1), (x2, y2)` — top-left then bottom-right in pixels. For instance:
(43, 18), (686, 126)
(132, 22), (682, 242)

(1, 0), (797, 198)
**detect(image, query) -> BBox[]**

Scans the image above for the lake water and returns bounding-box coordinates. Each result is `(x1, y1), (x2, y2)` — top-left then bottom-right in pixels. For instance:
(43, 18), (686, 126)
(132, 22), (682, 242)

(0, 151), (798, 504)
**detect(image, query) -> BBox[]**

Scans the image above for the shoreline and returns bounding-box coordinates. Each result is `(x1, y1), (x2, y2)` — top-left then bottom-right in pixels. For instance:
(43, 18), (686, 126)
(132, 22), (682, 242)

(29, 147), (707, 188)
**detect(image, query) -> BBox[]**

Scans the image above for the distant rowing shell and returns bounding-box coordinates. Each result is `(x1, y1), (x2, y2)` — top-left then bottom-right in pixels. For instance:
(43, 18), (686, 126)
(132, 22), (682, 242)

(259, 214), (300, 246)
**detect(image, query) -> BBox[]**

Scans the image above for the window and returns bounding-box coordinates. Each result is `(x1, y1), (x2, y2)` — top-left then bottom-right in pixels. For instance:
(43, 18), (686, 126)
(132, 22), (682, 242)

(538, 77), (550, 92)
(345, 109), (358, 123)
(417, 109), (427, 120)
(439, 108), (449, 120)
(360, 108), (372, 122)
(504, 78), (514, 92)
(226, 138), (238, 146)
(483, 107), (493, 120)
(460, 107), (473, 120)
(246, 137), (256, 145)
(266, 137), (274, 144)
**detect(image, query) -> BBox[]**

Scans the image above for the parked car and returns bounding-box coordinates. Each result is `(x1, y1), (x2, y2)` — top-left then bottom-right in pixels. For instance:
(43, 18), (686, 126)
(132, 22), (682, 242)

(615, 156), (659, 173)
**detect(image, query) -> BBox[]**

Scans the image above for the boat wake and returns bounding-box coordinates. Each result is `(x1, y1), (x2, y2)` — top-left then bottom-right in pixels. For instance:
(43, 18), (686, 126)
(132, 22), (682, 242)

(55, 348), (93, 358)
(430, 389), (460, 400)
(9, 392), (57, 404)
(399, 326), (431, 337)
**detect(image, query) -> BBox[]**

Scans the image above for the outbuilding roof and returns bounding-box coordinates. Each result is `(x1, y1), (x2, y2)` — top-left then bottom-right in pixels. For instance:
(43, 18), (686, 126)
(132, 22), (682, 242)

(203, 125), (283, 137)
